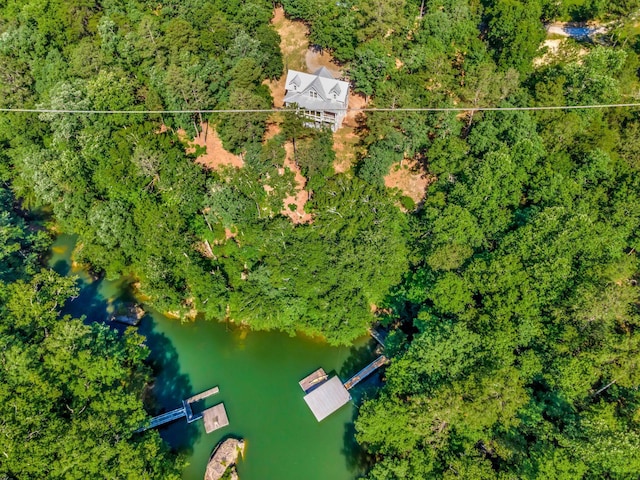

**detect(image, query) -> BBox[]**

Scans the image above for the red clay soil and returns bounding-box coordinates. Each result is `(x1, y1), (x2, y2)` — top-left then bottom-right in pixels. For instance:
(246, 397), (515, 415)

(189, 123), (244, 171)
(264, 122), (281, 141)
(384, 159), (434, 205)
(174, 122), (243, 171)
(333, 92), (367, 173)
(280, 142), (313, 224)
(305, 49), (342, 77)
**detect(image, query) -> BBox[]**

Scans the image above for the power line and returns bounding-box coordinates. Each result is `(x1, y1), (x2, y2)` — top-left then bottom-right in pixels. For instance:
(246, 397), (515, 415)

(0, 103), (640, 115)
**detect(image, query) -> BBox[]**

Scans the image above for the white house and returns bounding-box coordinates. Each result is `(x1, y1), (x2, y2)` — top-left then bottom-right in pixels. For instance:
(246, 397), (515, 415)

(283, 67), (350, 132)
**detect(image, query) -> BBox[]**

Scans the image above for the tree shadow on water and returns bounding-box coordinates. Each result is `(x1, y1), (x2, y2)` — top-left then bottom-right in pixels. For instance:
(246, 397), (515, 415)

(337, 342), (386, 476)
(338, 342), (377, 381)
(138, 315), (201, 453)
(342, 418), (374, 476)
(62, 277), (110, 323)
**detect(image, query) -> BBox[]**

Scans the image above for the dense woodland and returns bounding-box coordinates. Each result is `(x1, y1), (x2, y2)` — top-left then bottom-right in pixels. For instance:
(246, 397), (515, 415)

(2, 0), (640, 478)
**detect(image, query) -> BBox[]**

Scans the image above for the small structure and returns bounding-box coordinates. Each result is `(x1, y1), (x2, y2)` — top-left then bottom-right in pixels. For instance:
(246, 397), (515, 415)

(303, 376), (351, 422)
(284, 67), (350, 132)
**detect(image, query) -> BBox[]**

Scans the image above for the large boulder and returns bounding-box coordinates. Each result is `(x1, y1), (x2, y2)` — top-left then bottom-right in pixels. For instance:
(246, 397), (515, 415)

(204, 438), (245, 480)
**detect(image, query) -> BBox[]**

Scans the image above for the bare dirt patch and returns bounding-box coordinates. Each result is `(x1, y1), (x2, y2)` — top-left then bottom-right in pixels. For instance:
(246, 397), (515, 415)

(332, 127), (359, 174)
(264, 122), (281, 142)
(273, 7), (308, 71)
(332, 92), (367, 173)
(533, 38), (589, 67)
(183, 123), (244, 171)
(306, 49), (342, 77)
(384, 159), (434, 205)
(264, 7), (309, 107)
(280, 142), (313, 224)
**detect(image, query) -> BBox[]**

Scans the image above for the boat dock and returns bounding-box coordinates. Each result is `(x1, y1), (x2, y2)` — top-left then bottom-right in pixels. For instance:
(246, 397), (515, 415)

(303, 376), (352, 422)
(203, 403), (230, 433)
(137, 386), (229, 434)
(299, 351), (389, 421)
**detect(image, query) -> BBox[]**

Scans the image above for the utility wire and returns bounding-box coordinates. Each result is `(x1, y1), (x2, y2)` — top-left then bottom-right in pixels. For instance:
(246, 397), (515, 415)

(1, 103), (640, 114)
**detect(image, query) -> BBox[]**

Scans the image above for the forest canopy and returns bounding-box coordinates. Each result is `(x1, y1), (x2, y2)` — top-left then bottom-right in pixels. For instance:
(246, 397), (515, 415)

(1, 0), (640, 478)
(0, 186), (182, 479)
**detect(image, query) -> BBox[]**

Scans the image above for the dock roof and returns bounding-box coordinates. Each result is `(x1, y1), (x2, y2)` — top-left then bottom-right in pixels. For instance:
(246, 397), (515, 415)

(303, 376), (351, 422)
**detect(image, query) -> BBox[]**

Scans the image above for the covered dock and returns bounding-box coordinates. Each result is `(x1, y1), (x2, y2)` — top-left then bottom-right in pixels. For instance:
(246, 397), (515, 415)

(303, 376), (351, 422)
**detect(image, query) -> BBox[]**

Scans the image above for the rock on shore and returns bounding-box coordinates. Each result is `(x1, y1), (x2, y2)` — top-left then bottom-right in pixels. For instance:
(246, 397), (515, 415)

(204, 438), (245, 480)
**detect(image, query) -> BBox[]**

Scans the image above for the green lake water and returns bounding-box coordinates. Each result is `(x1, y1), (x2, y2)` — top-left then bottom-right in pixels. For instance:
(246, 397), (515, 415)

(48, 234), (377, 480)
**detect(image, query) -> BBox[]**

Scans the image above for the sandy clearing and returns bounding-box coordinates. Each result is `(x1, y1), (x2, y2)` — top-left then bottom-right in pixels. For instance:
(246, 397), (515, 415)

(305, 48), (342, 77)
(384, 159), (434, 205)
(185, 123), (244, 170)
(533, 38), (589, 68)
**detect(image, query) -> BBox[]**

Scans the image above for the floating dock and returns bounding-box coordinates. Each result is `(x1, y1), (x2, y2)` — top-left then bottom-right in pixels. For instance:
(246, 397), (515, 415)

(137, 386), (228, 434)
(303, 376), (352, 422)
(299, 368), (328, 393)
(203, 403), (229, 434)
(186, 386), (220, 403)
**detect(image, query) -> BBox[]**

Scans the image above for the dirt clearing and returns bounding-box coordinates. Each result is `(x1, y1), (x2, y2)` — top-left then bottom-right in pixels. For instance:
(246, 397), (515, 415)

(306, 49), (342, 77)
(280, 142), (313, 224)
(333, 92), (367, 173)
(384, 159), (434, 206)
(183, 123), (244, 171)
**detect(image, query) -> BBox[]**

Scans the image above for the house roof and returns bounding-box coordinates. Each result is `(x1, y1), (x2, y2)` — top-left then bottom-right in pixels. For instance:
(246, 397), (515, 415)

(284, 69), (349, 110)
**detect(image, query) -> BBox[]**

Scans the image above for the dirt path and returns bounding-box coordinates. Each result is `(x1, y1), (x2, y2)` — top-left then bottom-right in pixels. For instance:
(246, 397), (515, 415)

(280, 143), (313, 224)
(333, 92), (367, 173)
(264, 7), (309, 107)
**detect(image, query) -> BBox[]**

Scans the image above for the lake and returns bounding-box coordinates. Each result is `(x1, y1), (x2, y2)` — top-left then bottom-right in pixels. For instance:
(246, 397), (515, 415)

(48, 234), (377, 480)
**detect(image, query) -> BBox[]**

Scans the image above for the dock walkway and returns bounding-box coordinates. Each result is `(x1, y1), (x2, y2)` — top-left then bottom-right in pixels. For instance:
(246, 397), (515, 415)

(137, 386), (227, 434)
(146, 407), (187, 430)
(344, 355), (388, 390)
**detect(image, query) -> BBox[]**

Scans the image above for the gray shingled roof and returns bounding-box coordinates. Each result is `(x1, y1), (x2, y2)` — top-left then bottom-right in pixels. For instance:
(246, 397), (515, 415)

(284, 69), (350, 110)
